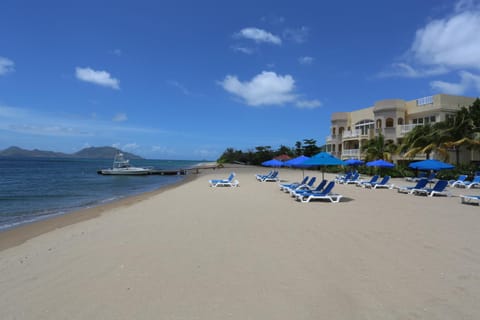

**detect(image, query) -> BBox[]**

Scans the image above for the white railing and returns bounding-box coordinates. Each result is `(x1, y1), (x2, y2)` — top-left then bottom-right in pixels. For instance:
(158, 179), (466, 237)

(399, 124), (421, 135)
(342, 149), (360, 157)
(342, 130), (362, 139)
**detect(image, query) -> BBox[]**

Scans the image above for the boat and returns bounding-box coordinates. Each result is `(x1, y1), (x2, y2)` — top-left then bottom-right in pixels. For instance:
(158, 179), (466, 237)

(99, 153), (152, 175)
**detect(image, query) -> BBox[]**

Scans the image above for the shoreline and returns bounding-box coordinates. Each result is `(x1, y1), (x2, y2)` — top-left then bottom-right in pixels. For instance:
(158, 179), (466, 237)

(0, 171), (200, 252)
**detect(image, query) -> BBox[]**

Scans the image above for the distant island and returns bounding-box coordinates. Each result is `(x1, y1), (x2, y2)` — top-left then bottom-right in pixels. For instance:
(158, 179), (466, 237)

(0, 146), (143, 159)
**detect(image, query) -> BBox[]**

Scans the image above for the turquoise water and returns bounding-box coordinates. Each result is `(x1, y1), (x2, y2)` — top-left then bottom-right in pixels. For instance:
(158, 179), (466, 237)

(0, 158), (203, 231)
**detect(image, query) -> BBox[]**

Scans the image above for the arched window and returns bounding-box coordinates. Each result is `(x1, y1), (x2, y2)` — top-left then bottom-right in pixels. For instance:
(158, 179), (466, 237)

(397, 118), (404, 125)
(376, 119), (382, 129)
(386, 118), (394, 128)
(339, 127), (344, 135)
(332, 127), (336, 135)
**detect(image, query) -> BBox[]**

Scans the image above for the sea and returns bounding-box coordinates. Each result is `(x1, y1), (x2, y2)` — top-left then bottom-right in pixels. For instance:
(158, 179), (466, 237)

(0, 157), (204, 231)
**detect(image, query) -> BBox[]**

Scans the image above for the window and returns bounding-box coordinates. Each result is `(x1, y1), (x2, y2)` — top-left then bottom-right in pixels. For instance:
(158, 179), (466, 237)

(386, 118), (394, 127)
(430, 116), (436, 123)
(417, 96), (433, 106)
(398, 118), (404, 125)
(413, 119), (417, 124)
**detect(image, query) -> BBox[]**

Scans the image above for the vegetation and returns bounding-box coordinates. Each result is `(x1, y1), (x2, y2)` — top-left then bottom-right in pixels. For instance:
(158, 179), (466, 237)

(217, 139), (323, 165)
(399, 98), (480, 165)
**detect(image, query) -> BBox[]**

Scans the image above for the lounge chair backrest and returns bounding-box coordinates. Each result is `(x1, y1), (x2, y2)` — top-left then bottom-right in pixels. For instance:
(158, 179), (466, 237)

(369, 175), (379, 183)
(378, 176), (390, 185)
(433, 180), (448, 191)
(307, 177), (317, 187)
(343, 172), (352, 180)
(299, 176), (309, 185)
(472, 176), (480, 183)
(314, 179), (327, 192)
(458, 175), (467, 181)
(321, 181), (335, 195)
(415, 178), (428, 189)
(427, 172), (436, 180)
(270, 171), (279, 179)
(228, 173), (235, 181)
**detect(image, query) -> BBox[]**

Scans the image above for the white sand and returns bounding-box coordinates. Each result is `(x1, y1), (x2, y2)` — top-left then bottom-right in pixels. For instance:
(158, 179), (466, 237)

(1, 166), (480, 319)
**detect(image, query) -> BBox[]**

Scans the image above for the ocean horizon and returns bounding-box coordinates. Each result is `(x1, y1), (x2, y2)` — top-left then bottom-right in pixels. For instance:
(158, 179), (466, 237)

(0, 157), (205, 231)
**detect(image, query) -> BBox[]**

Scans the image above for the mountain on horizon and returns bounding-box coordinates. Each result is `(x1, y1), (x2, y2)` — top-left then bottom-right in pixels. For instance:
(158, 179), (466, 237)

(0, 146), (143, 159)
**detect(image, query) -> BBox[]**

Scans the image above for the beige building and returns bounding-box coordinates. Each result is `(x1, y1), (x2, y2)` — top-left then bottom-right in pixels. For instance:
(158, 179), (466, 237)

(325, 94), (477, 163)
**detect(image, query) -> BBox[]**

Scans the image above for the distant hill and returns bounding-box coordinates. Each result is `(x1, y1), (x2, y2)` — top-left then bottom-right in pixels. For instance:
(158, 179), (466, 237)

(73, 147), (143, 159)
(0, 146), (143, 159)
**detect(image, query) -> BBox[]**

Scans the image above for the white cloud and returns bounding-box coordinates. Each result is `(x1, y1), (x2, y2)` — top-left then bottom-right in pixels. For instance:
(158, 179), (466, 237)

(112, 113), (127, 122)
(75, 67), (120, 90)
(235, 28), (282, 45)
(123, 143), (139, 151)
(0, 56), (14, 75)
(231, 45), (255, 55)
(296, 99), (322, 109)
(111, 49), (122, 56)
(152, 145), (176, 155)
(298, 56), (314, 65)
(411, 9), (480, 70)
(220, 71), (296, 106)
(378, 62), (448, 78)
(431, 71), (480, 94)
(283, 26), (309, 43)
(167, 80), (191, 95)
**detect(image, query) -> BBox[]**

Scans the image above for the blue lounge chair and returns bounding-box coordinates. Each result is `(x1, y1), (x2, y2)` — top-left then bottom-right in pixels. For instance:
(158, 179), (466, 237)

(412, 180), (449, 197)
(396, 178), (428, 194)
(458, 176), (480, 189)
(279, 176), (309, 192)
(460, 195), (480, 205)
(344, 172), (361, 184)
(256, 170), (279, 182)
(364, 176), (393, 189)
(209, 172), (239, 187)
(291, 179), (327, 198)
(288, 177), (317, 196)
(356, 175), (379, 187)
(295, 181), (343, 203)
(448, 175), (468, 187)
(335, 172), (352, 184)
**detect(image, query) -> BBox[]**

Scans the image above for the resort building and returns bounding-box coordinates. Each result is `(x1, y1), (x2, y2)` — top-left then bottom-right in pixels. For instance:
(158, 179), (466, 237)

(325, 94), (478, 163)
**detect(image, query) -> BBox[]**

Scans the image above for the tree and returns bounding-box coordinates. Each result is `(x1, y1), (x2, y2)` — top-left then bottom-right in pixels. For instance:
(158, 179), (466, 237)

(362, 134), (396, 161)
(302, 139), (320, 157)
(294, 141), (303, 156)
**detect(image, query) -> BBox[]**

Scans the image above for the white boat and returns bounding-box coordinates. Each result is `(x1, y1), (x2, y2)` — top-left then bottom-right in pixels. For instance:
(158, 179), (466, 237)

(99, 153), (152, 175)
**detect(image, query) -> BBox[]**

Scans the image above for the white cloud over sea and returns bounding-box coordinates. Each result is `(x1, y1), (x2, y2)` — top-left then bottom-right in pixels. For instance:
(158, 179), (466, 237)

(220, 71), (321, 109)
(75, 67), (120, 90)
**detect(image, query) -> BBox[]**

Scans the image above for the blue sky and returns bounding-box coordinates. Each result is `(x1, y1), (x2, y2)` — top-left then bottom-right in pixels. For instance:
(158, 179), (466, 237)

(1, 0), (480, 160)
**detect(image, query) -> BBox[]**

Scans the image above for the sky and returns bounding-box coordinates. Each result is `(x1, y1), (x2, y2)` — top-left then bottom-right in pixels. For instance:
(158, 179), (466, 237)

(1, 0), (480, 160)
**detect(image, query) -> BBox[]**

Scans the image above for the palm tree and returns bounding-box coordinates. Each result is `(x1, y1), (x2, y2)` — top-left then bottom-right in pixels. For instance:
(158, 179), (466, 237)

(362, 134), (396, 162)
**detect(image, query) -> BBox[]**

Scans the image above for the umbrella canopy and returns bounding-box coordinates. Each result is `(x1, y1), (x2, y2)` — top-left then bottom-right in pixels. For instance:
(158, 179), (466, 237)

(261, 159), (284, 167)
(344, 158), (364, 166)
(366, 159), (395, 168)
(300, 152), (345, 180)
(302, 152), (345, 167)
(284, 155), (310, 167)
(408, 159), (454, 171)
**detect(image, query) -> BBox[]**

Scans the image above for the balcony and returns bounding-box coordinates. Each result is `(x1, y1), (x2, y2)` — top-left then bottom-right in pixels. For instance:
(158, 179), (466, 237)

(341, 149), (360, 158)
(342, 130), (364, 139)
(399, 124), (421, 136)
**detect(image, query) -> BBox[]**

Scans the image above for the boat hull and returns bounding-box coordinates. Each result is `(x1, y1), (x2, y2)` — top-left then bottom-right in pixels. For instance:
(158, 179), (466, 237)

(99, 168), (151, 175)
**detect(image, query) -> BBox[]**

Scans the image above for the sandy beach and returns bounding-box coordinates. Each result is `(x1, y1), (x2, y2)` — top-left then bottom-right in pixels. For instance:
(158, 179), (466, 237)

(1, 166), (480, 319)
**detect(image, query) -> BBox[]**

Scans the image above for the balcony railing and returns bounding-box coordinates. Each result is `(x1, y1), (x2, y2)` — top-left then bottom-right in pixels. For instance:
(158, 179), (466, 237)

(342, 149), (360, 157)
(399, 124), (421, 135)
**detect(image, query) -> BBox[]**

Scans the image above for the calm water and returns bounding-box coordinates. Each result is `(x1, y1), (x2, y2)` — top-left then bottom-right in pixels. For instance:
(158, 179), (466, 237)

(0, 157), (203, 231)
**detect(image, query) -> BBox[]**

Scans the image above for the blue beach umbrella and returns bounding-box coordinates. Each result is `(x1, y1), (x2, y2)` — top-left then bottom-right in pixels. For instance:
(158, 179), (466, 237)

(261, 159), (284, 167)
(284, 155), (310, 167)
(344, 158), (364, 166)
(301, 152), (345, 180)
(366, 159), (395, 168)
(408, 159), (454, 171)
(284, 155), (310, 178)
